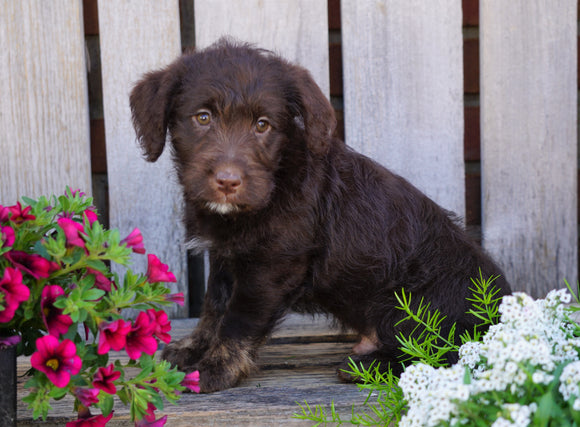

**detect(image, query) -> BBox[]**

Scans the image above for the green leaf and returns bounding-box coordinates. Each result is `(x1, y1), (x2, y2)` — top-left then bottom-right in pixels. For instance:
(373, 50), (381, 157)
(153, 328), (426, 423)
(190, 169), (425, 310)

(99, 392), (115, 416)
(83, 288), (106, 301)
(85, 258), (107, 272)
(535, 391), (557, 426)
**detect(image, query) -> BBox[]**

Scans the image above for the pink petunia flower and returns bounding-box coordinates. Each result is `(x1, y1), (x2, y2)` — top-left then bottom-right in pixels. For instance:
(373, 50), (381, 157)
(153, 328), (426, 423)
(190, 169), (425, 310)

(0, 335), (21, 349)
(121, 228), (146, 254)
(135, 415), (168, 427)
(41, 285), (73, 336)
(65, 411), (114, 427)
(7, 202), (35, 223)
(97, 319), (132, 354)
(134, 403), (167, 427)
(145, 254), (176, 283)
(30, 335), (82, 388)
(74, 387), (100, 407)
(83, 209), (99, 226)
(70, 189), (86, 198)
(0, 267), (31, 322)
(163, 292), (185, 306)
(181, 371), (201, 393)
(125, 311), (158, 360)
(5, 250), (59, 279)
(92, 363), (121, 395)
(0, 205), (9, 223)
(86, 268), (113, 293)
(1, 225), (15, 248)
(147, 309), (171, 344)
(58, 218), (86, 248)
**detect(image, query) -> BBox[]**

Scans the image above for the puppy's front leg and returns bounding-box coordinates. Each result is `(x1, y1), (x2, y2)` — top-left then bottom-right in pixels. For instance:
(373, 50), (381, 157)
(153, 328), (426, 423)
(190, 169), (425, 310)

(195, 262), (305, 392)
(161, 257), (232, 371)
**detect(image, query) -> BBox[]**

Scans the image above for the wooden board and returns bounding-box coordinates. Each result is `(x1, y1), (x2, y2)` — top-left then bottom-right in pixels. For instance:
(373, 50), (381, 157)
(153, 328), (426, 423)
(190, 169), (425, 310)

(98, 0), (188, 317)
(341, 0), (465, 216)
(194, 0), (330, 97)
(16, 315), (363, 426)
(480, 0), (578, 297)
(0, 0), (91, 204)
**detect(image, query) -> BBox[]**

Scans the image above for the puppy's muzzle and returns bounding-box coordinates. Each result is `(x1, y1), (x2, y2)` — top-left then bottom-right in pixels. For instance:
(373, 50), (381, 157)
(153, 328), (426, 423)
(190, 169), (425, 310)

(215, 167), (242, 196)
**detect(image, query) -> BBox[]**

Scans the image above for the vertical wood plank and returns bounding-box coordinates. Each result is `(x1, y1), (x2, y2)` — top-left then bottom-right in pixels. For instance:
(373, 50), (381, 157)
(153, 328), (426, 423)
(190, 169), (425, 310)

(341, 0), (465, 216)
(481, 0), (578, 297)
(98, 0), (188, 317)
(0, 0), (91, 204)
(194, 0), (330, 96)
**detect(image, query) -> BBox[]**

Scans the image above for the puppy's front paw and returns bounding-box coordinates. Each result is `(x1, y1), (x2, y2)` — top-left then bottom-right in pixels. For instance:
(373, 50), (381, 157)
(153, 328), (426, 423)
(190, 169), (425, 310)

(161, 335), (207, 371)
(195, 341), (257, 393)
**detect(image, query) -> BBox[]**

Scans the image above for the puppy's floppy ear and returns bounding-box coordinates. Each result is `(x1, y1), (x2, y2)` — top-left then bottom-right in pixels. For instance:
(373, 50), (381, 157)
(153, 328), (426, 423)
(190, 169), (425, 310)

(290, 66), (337, 156)
(129, 61), (184, 162)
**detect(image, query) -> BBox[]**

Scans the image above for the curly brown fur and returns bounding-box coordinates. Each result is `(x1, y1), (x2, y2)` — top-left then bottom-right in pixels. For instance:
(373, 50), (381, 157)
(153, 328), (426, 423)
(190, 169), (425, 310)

(130, 38), (511, 392)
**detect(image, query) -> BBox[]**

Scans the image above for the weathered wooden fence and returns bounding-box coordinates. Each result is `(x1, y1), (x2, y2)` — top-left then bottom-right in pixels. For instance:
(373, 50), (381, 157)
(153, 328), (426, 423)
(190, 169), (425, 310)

(1, 0), (577, 316)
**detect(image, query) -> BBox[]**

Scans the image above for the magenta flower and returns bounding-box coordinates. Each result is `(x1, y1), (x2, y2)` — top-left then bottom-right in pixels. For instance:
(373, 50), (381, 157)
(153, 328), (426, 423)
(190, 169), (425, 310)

(58, 218), (86, 248)
(147, 309), (171, 344)
(163, 292), (185, 306)
(121, 228), (146, 254)
(74, 387), (100, 407)
(97, 319), (132, 354)
(93, 363), (121, 395)
(125, 311), (158, 360)
(83, 209), (99, 226)
(181, 371), (201, 393)
(71, 189), (86, 197)
(146, 254), (176, 283)
(135, 414), (168, 427)
(65, 411), (114, 427)
(41, 285), (73, 336)
(135, 403), (167, 427)
(0, 335), (21, 349)
(30, 335), (82, 388)
(86, 268), (113, 293)
(5, 250), (59, 278)
(1, 225), (15, 248)
(0, 267), (30, 322)
(0, 205), (9, 223)
(8, 202), (35, 223)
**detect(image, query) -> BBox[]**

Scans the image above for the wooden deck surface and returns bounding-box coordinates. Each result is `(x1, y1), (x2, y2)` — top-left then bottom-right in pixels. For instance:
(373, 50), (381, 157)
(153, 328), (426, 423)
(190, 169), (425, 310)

(16, 314), (370, 426)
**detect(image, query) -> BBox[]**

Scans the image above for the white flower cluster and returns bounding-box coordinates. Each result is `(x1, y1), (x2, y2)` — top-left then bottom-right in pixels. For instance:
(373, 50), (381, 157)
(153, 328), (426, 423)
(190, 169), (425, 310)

(398, 289), (580, 427)
(398, 363), (468, 426)
(491, 403), (537, 427)
(559, 361), (580, 411)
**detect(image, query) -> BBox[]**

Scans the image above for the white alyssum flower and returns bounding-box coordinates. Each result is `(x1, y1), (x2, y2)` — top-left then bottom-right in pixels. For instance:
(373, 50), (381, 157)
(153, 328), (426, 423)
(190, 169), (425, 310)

(397, 288), (580, 426)
(491, 403), (537, 427)
(399, 363), (469, 427)
(559, 360), (580, 405)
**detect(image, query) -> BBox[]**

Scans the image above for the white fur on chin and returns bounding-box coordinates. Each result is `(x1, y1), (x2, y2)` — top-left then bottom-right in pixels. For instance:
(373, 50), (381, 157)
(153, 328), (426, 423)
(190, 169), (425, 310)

(206, 201), (239, 215)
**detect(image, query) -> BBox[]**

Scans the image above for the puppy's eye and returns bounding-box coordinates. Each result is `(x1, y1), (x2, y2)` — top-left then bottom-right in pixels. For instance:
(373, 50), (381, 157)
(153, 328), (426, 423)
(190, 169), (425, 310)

(255, 118), (270, 134)
(194, 111), (211, 126)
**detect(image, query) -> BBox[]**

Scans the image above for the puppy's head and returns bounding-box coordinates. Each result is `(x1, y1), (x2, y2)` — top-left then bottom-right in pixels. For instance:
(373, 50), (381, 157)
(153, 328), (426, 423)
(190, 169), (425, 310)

(130, 39), (336, 215)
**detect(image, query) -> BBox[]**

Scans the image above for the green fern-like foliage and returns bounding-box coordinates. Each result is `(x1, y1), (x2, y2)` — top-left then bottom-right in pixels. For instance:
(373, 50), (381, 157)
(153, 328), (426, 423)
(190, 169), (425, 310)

(293, 271), (503, 426)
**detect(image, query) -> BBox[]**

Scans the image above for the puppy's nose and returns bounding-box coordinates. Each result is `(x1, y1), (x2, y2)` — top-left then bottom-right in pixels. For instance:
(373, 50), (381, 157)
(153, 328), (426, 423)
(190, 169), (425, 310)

(215, 169), (242, 195)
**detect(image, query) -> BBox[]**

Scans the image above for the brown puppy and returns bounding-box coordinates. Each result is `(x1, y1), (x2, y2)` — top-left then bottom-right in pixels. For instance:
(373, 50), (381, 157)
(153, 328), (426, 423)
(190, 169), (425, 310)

(130, 39), (511, 393)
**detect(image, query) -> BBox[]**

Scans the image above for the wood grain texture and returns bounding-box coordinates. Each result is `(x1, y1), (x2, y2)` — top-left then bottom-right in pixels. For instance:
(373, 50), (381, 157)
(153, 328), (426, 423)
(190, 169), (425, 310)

(0, 0), (91, 204)
(480, 0), (578, 297)
(98, 0), (188, 317)
(341, 0), (465, 216)
(194, 0), (330, 97)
